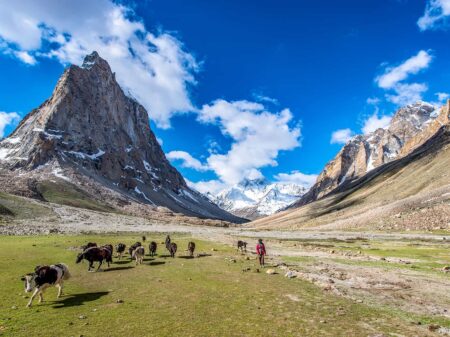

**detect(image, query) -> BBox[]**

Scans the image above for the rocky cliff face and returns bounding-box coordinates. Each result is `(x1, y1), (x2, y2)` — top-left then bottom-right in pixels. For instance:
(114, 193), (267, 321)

(296, 101), (450, 206)
(0, 52), (245, 223)
(211, 178), (308, 219)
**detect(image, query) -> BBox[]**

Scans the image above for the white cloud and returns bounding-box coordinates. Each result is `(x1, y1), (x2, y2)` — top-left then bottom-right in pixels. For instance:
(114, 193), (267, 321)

(166, 151), (208, 171)
(0, 111), (21, 138)
(362, 112), (392, 134)
(174, 99), (301, 194)
(186, 179), (227, 195)
(366, 97), (380, 105)
(252, 93), (279, 105)
(0, 0), (198, 128)
(198, 99), (301, 185)
(274, 170), (318, 188)
(14, 51), (36, 65)
(435, 92), (449, 102)
(386, 83), (428, 106)
(418, 0), (450, 30)
(206, 139), (221, 154)
(375, 51), (433, 106)
(330, 128), (354, 144)
(376, 50), (433, 89)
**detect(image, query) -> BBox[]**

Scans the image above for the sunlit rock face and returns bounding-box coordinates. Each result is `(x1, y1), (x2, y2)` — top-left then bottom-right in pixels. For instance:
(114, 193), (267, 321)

(0, 52), (245, 223)
(295, 101), (449, 207)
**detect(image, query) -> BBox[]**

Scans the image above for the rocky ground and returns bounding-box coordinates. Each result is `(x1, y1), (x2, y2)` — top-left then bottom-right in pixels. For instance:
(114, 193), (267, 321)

(259, 238), (450, 322)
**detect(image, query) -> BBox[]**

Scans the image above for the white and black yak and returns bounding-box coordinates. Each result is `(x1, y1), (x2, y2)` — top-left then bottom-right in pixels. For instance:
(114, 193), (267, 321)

(21, 264), (71, 308)
(132, 246), (145, 265)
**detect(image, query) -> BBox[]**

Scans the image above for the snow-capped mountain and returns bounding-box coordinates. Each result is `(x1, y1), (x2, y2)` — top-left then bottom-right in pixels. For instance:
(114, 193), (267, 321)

(211, 178), (309, 219)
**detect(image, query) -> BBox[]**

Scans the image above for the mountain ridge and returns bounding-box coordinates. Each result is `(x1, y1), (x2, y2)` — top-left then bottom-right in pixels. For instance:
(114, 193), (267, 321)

(293, 100), (449, 207)
(0, 51), (245, 224)
(250, 121), (450, 231)
(211, 178), (308, 219)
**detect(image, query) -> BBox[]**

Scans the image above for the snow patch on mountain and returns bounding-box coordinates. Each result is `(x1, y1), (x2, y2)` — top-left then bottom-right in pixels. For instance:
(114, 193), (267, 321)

(211, 178), (309, 219)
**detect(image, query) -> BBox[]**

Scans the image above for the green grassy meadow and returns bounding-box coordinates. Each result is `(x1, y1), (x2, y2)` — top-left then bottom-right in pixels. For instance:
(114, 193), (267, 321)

(0, 234), (440, 337)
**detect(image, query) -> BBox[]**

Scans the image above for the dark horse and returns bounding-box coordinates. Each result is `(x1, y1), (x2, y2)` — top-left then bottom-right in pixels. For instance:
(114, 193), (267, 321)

(149, 241), (157, 257)
(165, 236), (177, 258)
(187, 241), (196, 257)
(76, 247), (112, 271)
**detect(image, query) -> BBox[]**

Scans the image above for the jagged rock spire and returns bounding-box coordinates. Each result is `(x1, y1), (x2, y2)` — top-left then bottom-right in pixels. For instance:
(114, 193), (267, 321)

(0, 52), (245, 223)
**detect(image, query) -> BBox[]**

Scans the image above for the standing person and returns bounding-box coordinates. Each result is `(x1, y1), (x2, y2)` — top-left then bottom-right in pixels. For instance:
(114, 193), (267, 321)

(256, 239), (266, 268)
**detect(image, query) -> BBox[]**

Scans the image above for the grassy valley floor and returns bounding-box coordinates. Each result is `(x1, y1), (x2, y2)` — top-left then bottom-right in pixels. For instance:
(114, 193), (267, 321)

(0, 234), (448, 337)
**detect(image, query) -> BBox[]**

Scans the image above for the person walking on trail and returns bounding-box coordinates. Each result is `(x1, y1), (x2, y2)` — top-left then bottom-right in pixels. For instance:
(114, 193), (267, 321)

(256, 239), (266, 268)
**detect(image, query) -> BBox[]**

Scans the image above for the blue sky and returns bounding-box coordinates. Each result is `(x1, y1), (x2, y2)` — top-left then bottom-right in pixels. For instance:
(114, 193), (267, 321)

(0, 0), (450, 193)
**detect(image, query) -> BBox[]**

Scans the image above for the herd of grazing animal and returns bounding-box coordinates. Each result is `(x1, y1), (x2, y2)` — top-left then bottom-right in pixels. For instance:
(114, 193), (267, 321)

(20, 236), (251, 308)
(20, 235), (197, 307)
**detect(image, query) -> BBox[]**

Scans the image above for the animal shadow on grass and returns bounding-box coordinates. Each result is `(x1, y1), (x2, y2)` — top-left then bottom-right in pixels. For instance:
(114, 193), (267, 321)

(148, 261), (166, 266)
(159, 254), (172, 258)
(104, 266), (134, 272)
(52, 291), (109, 308)
(114, 260), (130, 265)
(178, 256), (194, 259)
(196, 254), (212, 258)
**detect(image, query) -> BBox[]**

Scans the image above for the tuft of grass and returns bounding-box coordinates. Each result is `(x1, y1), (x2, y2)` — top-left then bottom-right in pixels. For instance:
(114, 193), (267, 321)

(0, 234), (440, 337)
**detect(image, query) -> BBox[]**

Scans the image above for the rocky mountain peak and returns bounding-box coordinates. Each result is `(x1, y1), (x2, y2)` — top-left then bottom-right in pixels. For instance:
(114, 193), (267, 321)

(294, 100), (449, 207)
(0, 52), (244, 223)
(82, 51), (103, 68)
(212, 178), (309, 219)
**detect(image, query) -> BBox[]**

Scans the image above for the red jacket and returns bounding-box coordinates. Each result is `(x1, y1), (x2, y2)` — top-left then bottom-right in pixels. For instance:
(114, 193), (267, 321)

(256, 243), (266, 255)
